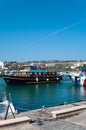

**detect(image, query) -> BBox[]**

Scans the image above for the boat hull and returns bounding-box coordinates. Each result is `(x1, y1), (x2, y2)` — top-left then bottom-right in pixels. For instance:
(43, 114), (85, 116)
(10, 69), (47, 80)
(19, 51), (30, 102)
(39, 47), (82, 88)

(3, 75), (62, 85)
(70, 75), (86, 86)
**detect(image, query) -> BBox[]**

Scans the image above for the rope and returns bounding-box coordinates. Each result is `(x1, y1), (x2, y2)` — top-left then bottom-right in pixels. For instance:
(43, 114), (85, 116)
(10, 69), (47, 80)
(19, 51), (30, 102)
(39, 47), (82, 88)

(15, 106), (30, 111)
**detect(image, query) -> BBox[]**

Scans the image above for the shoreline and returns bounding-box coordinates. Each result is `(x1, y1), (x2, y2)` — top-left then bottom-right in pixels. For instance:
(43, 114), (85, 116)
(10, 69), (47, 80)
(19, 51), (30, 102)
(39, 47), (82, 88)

(2, 100), (86, 120)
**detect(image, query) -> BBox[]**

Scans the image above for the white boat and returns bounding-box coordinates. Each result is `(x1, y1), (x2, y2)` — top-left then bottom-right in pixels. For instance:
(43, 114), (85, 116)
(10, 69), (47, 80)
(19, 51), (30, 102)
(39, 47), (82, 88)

(0, 92), (16, 118)
(69, 66), (86, 86)
(0, 100), (16, 118)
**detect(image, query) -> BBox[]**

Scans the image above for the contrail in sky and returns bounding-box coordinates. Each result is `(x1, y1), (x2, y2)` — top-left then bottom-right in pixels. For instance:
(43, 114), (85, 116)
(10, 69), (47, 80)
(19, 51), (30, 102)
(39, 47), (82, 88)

(32, 19), (86, 43)
(48, 19), (86, 37)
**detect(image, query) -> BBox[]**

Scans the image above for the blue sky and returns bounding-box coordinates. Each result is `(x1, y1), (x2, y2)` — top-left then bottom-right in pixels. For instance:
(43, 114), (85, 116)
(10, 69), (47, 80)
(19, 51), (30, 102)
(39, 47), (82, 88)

(0, 0), (86, 61)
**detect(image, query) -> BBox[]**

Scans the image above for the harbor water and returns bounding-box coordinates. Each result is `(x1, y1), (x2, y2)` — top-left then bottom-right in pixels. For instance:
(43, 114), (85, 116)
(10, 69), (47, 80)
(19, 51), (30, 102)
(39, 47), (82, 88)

(0, 76), (86, 112)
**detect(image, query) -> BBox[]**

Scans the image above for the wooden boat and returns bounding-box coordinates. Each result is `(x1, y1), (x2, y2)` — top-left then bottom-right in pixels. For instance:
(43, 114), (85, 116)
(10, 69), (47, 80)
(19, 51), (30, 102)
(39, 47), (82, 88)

(3, 69), (62, 85)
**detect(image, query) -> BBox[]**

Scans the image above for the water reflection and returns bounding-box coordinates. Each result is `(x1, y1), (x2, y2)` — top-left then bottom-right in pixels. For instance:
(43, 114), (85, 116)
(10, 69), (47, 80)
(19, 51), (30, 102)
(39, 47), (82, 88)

(5, 83), (59, 111)
(0, 77), (86, 112)
(75, 85), (86, 99)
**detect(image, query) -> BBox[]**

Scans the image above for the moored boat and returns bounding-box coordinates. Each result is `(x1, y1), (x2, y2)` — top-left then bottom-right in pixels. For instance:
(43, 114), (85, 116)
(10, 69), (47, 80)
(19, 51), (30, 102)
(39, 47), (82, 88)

(3, 69), (62, 85)
(69, 66), (86, 86)
(0, 91), (16, 118)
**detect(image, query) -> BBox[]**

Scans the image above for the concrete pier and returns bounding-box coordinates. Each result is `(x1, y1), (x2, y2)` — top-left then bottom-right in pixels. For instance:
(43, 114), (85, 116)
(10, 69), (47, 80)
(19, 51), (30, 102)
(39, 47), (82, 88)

(0, 101), (86, 130)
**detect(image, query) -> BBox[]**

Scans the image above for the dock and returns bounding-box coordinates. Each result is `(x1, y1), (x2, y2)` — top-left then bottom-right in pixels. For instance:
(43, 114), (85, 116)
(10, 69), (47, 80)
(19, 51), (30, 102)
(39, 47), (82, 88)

(0, 116), (30, 127)
(51, 105), (86, 118)
(0, 101), (86, 130)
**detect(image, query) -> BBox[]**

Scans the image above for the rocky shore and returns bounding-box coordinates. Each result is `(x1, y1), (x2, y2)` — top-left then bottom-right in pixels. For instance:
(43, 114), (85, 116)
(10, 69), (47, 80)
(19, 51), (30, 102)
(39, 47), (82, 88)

(0, 101), (86, 130)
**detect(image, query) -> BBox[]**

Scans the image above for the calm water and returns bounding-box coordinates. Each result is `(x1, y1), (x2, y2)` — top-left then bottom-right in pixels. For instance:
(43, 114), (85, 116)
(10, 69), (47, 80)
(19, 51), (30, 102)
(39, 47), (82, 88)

(0, 76), (86, 112)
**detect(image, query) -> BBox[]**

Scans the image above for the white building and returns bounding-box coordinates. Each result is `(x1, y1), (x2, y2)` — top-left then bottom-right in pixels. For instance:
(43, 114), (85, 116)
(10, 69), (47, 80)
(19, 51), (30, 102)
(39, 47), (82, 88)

(46, 63), (55, 67)
(0, 61), (4, 69)
(70, 61), (86, 69)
